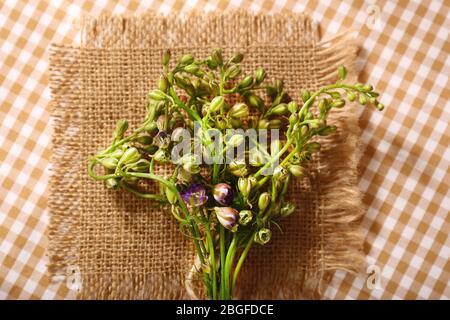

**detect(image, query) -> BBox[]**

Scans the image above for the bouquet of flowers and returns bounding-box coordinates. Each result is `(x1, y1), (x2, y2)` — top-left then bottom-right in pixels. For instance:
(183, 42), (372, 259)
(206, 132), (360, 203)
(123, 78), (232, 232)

(88, 49), (383, 300)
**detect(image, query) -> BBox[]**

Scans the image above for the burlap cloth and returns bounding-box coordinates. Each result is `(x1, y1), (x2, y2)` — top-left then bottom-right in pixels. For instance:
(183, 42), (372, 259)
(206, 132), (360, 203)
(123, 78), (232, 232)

(48, 12), (364, 299)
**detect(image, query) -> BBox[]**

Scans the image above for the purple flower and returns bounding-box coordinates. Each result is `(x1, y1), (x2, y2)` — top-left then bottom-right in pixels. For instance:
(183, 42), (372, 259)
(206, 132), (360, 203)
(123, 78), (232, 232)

(213, 183), (234, 206)
(180, 183), (208, 207)
(214, 207), (239, 231)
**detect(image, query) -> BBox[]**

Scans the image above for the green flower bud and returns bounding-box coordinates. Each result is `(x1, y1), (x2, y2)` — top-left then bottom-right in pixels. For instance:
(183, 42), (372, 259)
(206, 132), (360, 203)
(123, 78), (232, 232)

(148, 89), (167, 101)
(183, 162), (201, 174)
(258, 192), (271, 212)
(162, 49), (171, 66)
(227, 134), (245, 147)
(362, 84), (373, 92)
(105, 178), (119, 189)
(209, 96), (225, 113)
(254, 228), (271, 245)
(135, 135), (153, 145)
(229, 103), (249, 118)
(119, 147), (140, 165)
(211, 49), (223, 66)
(229, 160), (248, 177)
(238, 177), (256, 197)
(318, 125), (337, 136)
(110, 148), (124, 159)
(239, 210), (253, 226)
(289, 165), (304, 177)
(270, 103), (288, 115)
(289, 113), (299, 124)
(287, 101), (298, 113)
(249, 148), (265, 167)
(230, 52), (244, 63)
(268, 119), (282, 129)
(331, 99), (345, 108)
(266, 85), (277, 98)
(318, 99), (328, 116)
(376, 103), (384, 111)
(359, 93), (368, 105)
(206, 58), (218, 69)
(100, 157), (118, 170)
(347, 91), (356, 101)
(280, 203), (295, 217)
(255, 67), (266, 84)
(275, 80), (284, 92)
(165, 187), (177, 204)
(113, 119), (128, 140)
(157, 75), (169, 92)
(126, 159), (150, 172)
(226, 65), (241, 79)
(153, 149), (168, 162)
(229, 118), (243, 129)
(180, 54), (194, 65)
(338, 65), (347, 80)
(257, 119), (269, 129)
(301, 89), (311, 102)
(247, 95), (264, 112)
(184, 64), (199, 74)
(144, 122), (158, 134)
(238, 75), (254, 88)
(305, 142), (321, 153)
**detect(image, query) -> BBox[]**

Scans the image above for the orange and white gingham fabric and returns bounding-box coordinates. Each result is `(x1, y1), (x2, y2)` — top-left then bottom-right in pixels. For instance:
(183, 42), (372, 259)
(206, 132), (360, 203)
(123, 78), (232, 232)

(0, 0), (448, 299)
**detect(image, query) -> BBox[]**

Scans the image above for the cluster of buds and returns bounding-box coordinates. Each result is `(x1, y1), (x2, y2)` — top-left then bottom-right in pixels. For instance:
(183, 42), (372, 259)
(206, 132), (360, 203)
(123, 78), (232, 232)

(88, 49), (384, 300)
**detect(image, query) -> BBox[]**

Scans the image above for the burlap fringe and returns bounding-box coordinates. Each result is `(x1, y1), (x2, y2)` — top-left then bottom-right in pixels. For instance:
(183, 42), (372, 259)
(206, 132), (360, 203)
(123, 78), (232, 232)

(47, 45), (82, 276)
(79, 11), (318, 48)
(312, 31), (365, 296)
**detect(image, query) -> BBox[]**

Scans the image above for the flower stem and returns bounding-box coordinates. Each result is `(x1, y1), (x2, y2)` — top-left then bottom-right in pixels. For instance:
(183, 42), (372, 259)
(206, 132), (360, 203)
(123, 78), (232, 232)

(232, 233), (255, 289)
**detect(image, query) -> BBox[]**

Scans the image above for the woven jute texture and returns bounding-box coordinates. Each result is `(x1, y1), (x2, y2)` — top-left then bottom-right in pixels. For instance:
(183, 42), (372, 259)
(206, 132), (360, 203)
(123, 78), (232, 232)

(48, 12), (363, 299)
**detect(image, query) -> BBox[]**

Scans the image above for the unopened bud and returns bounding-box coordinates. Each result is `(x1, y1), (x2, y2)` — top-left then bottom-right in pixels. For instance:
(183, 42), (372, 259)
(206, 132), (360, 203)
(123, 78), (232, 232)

(184, 64), (199, 74)
(100, 157), (118, 170)
(162, 49), (171, 66)
(180, 54), (194, 65)
(229, 103), (249, 118)
(258, 192), (271, 212)
(270, 103), (288, 115)
(227, 134), (245, 147)
(230, 52), (244, 63)
(287, 101), (298, 113)
(255, 67), (266, 84)
(105, 178), (119, 189)
(148, 89), (167, 101)
(229, 160), (248, 177)
(119, 147), (140, 165)
(289, 165), (304, 177)
(211, 49), (223, 66)
(238, 75), (254, 88)
(113, 119), (128, 140)
(209, 96), (225, 113)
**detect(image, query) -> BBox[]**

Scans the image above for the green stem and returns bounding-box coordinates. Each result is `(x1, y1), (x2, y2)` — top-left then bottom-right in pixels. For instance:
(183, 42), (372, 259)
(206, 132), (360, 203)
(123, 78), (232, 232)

(168, 87), (201, 122)
(232, 234), (254, 289)
(204, 223), (217, 300)
(224, 235), (237, 299)
(254, 139), (292, 178)
(219, 226), (226, 299)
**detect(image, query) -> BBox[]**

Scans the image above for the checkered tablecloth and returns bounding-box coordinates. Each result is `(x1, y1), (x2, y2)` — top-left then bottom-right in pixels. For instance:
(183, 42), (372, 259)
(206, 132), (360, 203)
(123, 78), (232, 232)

(0, 0), (448, 299)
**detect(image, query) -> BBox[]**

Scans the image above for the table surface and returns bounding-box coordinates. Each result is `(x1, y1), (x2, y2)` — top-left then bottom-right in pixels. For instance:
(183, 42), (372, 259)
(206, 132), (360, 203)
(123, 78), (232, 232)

(0, 0), (448, 299)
